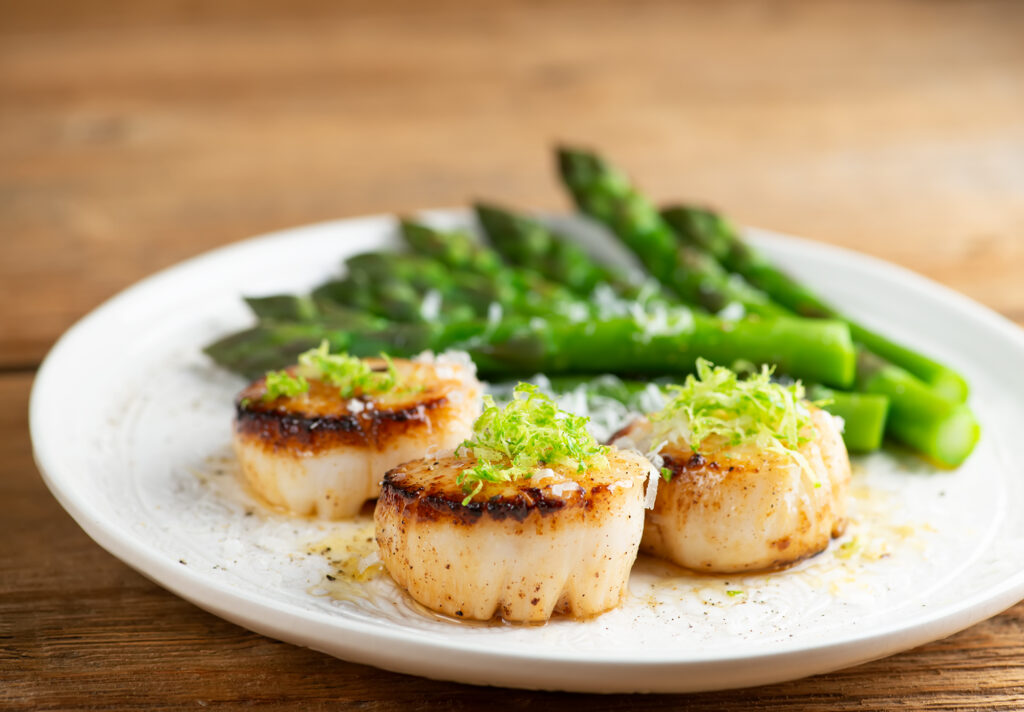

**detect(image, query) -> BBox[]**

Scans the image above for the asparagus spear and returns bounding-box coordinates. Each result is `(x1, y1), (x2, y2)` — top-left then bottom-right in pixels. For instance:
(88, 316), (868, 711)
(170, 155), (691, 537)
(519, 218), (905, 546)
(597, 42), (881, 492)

(341, 252), (509, 320)
(854, 351), (979, 467)
(556, 147), (788, 317)
(243, 295), (319, 322)
(400, 219), (566, 301)
(345, 247), (626, 324)
(327, 248), (585, 324)
(471, 202), (886, 451)
(242, 295), (395, 337)
(204, 309), (856, 387)
(403, 215), (863, 396)
(399, 219), (506, 276)
(662, 204), (970, 403)
(474, 202), (643, 298)
(315, 272), (440, 323)
(471, 311), (855, 386)
(399, 218), (678, 320)
(805, 385), (890, 453)
(400, 219), (599, 308)
(203, 315), (403, 379)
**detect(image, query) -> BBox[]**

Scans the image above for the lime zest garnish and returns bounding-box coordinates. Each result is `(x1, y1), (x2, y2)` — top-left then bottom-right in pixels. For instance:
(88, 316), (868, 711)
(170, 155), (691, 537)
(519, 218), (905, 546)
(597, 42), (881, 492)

(295, 341), (400, 398)
(260, 341), (404, 401)
(836, 537), (860, 560)
(455, 383), (609, 505)
(262, 370), (309, 401)
(726, 590), (744, 597)
(650, 358), (816, 474)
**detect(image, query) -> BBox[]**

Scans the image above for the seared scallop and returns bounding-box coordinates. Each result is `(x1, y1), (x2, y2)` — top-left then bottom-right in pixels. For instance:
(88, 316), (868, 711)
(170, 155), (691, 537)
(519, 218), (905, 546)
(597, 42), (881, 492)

(615, 406), (850, 573)
(233, 353), (482, 519)
(375, 450), (651, 622)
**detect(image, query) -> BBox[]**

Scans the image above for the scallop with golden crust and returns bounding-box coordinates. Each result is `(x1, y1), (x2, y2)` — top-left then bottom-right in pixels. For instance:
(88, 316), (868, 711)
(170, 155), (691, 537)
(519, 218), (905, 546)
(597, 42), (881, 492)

(233, 355), (481, 519)
(375, 449), (650, 622)
(615, 406), (850, 573)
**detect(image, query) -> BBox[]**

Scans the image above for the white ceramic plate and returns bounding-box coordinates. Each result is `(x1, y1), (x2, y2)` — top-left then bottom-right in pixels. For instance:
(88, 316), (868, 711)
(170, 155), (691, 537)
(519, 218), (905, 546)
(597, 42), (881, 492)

(31, 211), (1024, 693)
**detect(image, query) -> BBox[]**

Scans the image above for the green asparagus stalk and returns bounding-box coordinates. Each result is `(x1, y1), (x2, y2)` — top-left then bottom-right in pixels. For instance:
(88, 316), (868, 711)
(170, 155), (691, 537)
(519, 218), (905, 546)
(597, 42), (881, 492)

(854, 350), (979, 467)
(331, 248), (598, 324)
(556, 147), (788, 317)
(243, 295), (319, 322)
(203, 317), (403, 379)
(242, 295), (391, 336)
(400, 219), (599, 310)
(662, 204), (970, 403)
(342, 251), (509, 320)
(476, 313), (854, 385)
(345, 248), (623, 324)
(400, 219), (506, 276)
(317, 273), (440, 323)
(312, 259), (433, 322)
(399, 219), (677, 321)
(400, 219), (563, 300)
(474, 202), (647, 298)
(340, 275), (432, 322)
(474, 202), (883, 451)
(850, 326), (969, 404)
(204, 308), (856, 387)
(805, 385), (890, 453)
(247, 289), (467, 332)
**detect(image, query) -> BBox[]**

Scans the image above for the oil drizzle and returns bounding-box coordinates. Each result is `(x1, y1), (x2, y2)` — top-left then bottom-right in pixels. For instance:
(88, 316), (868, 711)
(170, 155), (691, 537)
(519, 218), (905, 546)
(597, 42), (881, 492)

(306, 518), (385, 602)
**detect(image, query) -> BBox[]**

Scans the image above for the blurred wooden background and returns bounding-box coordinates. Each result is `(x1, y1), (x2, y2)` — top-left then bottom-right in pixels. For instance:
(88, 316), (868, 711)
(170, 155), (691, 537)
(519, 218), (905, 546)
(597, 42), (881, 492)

(4, 1), (1024, 709)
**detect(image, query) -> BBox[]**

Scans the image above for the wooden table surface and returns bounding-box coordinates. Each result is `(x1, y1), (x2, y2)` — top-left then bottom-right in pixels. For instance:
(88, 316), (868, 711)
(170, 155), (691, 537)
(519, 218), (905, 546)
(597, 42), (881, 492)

(4, 1), (1024, 708)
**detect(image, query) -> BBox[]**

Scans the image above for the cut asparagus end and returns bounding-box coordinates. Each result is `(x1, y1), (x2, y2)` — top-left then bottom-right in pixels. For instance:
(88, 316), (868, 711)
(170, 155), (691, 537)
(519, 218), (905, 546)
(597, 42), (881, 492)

(924, 404), (981, 468)
(926, 369), (971, 405)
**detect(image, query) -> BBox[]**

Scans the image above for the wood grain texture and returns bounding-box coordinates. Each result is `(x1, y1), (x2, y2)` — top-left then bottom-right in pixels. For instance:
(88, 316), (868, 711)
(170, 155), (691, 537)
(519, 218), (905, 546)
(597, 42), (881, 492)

(4, 0), (1024, 708)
